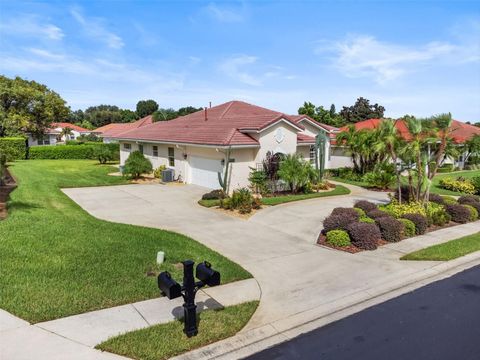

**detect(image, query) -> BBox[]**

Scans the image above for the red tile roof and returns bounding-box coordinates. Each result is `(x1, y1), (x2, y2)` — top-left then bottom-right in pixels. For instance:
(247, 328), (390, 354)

(297, 133), (316, 144)
(96, 115), (154, 137)
(112, 101), (336, 147)
(338, 118), (480, 144)
(51, 122), (90, 132)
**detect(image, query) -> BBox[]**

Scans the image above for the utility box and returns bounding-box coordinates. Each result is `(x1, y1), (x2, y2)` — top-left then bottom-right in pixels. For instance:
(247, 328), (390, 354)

(161, 168), (175, 182)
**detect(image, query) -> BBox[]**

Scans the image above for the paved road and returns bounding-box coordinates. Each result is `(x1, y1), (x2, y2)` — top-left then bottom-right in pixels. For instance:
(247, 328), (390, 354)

(246, 265), (480, 360)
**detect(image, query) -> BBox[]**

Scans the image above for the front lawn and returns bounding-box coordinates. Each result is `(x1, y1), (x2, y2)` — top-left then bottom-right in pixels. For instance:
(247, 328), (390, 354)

(198, 185), (350, 208)
(401, 232), (480, 261)
(96, 301), (258, 360)
(429, 170), (480, 196)
(0, 160), (250, 323)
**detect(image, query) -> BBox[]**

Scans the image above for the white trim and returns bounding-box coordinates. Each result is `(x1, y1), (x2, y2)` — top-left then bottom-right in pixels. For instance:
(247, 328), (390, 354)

(115, 138), (260, 149)
(297, 117), (335, 133)
(240, 118), (304, 134)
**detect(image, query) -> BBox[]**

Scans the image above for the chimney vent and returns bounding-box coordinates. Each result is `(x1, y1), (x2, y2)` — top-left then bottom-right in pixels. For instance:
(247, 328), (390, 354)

(204, 107), (208, 121)
(209, 101), (212, 108)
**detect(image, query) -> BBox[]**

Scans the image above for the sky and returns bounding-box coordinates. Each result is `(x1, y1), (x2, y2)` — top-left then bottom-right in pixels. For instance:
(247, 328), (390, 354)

(0, 0), (479, 121)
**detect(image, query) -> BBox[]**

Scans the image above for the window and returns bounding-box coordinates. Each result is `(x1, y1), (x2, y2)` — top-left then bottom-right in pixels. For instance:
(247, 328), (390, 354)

(309, 145), (316, 164)
(168, 147), (175, 167)
(123, 143), (131, 150)
(139, 144), (144, 154)
(153, 146), (158, 157)
(37, 136), (50, 145)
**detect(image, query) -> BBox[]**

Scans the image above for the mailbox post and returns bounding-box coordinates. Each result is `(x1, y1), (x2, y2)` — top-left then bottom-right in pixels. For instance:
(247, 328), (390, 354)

(158, 260), (221, 337)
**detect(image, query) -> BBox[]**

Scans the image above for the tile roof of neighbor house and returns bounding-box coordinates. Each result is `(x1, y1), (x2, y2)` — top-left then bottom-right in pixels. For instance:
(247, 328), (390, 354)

(297, 133), (316, 144)
(111, 101), (337, 147)
(338, 118), (480, 144)
(51, 122), (91, 132)
(95, 115), (154, 137)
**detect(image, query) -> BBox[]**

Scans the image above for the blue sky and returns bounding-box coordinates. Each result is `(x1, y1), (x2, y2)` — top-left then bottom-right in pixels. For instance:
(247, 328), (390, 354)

(1, 0), (479, 121)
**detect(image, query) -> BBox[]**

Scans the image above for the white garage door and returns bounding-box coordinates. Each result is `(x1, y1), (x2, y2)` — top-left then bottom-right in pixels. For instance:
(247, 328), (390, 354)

(190, 156), (223, 189)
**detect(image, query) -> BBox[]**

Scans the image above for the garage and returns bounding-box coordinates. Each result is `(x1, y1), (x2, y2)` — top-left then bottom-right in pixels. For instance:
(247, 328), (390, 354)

(189, 156), (223, 189)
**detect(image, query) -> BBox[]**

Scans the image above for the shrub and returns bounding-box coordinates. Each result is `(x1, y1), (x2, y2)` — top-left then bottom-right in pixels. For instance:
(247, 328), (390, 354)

(457, 195), (480, 204)
(354, 200), (377, 213)
(428, 193), (445, 205)
(402, 213), (428, 235)
(399, 218), (416, 237)
(463, 205), (479, 221)
(322, 214), (359, 233)
(331, 207), (360, 219)
(367, 209), (391, 219)
(346, 222), (381, 250)
(29, 144), (95, 159)
(248, 169), (268, 194)
(472, 176), (480, 194)
(93, 145), (114, 164)
(153, 165), (167, 178)
(330, 167), (363, 181)
(326, 230), (351, 247)
(0, 137), (27, 160)
(353, 207), (366, 217)
(202, 189), (226, 200)
(123, 151), (153, 179)
(359, 216), (375, 224)
(461, 201), (480, 215)
(381, 200), (426, 218)
(375, 217), (404, 242)
(438, 177), (476, 194)
(394, 185), (414, 203)
(362, 164), (396, 190)
(441, 195), (457, 205)
(426, 202), (451, 226)
(445, 204), (471, 224)
(277, 153), (317, 193)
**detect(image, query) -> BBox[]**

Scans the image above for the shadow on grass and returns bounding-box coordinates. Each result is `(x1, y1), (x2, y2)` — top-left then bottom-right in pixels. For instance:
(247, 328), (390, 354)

(7, 201), (43, 212)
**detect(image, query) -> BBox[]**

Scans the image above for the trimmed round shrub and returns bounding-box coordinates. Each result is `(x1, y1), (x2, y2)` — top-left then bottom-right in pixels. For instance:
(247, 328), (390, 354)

(353, 207), (366, 217)
(428, 193), (445, 205)
(326, 230), (351, 247)
(375, 217), (404, 242)
(354, 200), (377, 213)
(123, 151), (153, 179)
(463, 204), (479, 221)
(441, 195), (458, 205)
(346, 222), (381, 250)
(322, 213), (359, 233)
(359, 216), (375, 224)
(331, 207), (361, 219)
(458, 195), (480, 204)
(426, 202), (451, 226)
(461, 201), (480, 215)
(445, 204), (471, 224)
(367, 209), (391, 220)
(401, 213), (428, 235)
(399, 218), (416, 237)
(202, 189), (226, 200)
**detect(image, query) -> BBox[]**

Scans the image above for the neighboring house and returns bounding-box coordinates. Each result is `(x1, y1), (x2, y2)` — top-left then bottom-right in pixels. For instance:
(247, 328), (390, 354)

(333, 118), (480, 169)
(95, 116), (153, 143)
(51, 123), (92, 142)
(27, 129), (60, 146)
(110, 101), (338, 190)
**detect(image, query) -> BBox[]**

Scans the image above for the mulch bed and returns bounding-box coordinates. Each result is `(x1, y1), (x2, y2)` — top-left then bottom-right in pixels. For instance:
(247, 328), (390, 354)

(0, 168), (17, 220)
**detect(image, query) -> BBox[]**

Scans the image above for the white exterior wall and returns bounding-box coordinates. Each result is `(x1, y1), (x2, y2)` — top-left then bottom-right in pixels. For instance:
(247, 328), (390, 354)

(252, 122), (298, 165)
(27, 134), (57, 146)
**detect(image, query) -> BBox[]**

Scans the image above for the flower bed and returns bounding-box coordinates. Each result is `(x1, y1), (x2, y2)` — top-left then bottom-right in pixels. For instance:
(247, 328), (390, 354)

(317, 196), (480, 252)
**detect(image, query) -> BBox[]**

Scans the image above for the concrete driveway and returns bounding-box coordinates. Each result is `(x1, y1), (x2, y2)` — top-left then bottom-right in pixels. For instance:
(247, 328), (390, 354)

(62, 183), (462, 331)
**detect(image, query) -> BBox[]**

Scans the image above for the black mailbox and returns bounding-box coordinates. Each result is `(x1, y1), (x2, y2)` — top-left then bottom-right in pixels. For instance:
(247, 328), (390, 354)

(158, 271), (182, 299)
(196, 261), (221, 287)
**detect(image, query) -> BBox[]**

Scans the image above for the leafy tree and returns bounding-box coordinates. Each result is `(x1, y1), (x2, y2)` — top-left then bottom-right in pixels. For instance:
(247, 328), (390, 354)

(94, 145), (115, 164)
(67, 109), (85, 123)
(464, 134), (480, 164)
(177, 106), (203, 117)
(329, 104), (336, 118)
(123, 151), (153, 179)
(298, 101), (344, 127)
(0, 75), (69, 137)
(136, 99), (159, 118)
(339, 97), (385, 124)
(152, 108), (178, 122)
(277, 153), (316, 193)
(60, 127), (73, 142)
(84, 105), (123, 128)
(76, 120), (95, 130)
(120, 109), (139, 123)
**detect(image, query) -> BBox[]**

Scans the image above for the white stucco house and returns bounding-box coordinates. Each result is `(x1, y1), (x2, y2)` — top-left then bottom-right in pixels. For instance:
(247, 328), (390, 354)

(111, 101), (341, 191)
(27, 122), (93, 146)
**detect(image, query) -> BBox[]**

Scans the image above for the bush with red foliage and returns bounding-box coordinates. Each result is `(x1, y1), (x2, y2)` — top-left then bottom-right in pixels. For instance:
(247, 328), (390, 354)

(375, 217), (404, 242)
(354, 200), (377, 213)
(445, 204), (471, 224)
(367, 209), (391, 220)
(346, 222), (381, 250)
(401, 213), (428, 235)
(322, 213), (359, 233)
(331, 207), (361, 218)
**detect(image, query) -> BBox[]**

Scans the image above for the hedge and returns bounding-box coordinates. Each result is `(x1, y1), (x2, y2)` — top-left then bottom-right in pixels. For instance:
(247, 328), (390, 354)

(0, 137), (27, 161)
(28, 143), (119, 160)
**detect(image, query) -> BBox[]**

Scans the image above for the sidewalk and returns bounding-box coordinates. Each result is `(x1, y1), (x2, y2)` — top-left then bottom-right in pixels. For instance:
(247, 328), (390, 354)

(0, 279), (260, 359)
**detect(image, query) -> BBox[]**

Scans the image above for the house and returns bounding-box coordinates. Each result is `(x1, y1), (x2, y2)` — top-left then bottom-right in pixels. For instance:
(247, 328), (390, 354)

(27, 129), (60, 146)
(27, 123), (92, 146)
(334, 118), (480, 168)
(95, 116), (154, 143)
(51, 123), (93, 142)
(110, 101), (339, 190)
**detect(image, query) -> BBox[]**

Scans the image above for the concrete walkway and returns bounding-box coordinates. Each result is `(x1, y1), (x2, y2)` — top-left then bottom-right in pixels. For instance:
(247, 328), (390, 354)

(0, 279), (259, 359)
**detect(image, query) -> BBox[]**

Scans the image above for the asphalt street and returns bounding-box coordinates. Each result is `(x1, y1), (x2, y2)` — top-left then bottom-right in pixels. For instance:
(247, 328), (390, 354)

(246, 265), (480, 360)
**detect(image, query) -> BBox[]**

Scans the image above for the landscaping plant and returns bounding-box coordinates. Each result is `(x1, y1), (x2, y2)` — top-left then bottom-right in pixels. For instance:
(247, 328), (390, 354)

(401, 213), (428, 235)
(354, 200), (377, 213)
(201, 189), (226, 200)
(367, 208), (391, 220)
(123, 151), (153, 179)
(322, 213), (359, 233)
(331, 207), (360, 218)
(445, 204), (471, 224)
(346, 222), (381, 250)
(375, 217), (404, 242)
(463, 205), (479, 221)
(153, 165), (167, 178)
(399, 218), (416, 237)
(277, 153), (316, 194)
(248, 168), (268, 194)
(325, 230), (351, 247)
(438, 177), (476, 194)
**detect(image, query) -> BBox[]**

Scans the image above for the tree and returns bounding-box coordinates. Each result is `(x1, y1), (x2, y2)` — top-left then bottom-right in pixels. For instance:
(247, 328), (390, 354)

(464, 134), (480, 164)
(177, 106), (202, 117)
(329, 104), (336, 118)
(339, 97), (385, 124)
(60, 127), (73, 142)
(84, 105), (123, 128)
(277, 153), (316, 193)
(120, 109), (139, 123)
(136, 99), (159, 118)
(67, 109), (85, 123)
(298, 101), (344, 127)
(152, 108), (178, 122)
(123, 151), (153, 179)
(0, 75), (69, 137)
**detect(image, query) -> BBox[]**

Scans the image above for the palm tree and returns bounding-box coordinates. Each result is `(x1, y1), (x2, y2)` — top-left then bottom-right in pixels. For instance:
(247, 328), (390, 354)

(60, 127), (74, 142)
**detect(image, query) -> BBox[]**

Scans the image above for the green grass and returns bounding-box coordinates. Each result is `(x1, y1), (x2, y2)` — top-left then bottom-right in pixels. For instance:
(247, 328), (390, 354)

(429, 170), (480, 196)
(198, 185), (350, 208)
(96, 301), (259, 360)
(401, 232), (480, 261)
(0, 160), (250, 323)
(260, 185), (350, 206)
(330, 176), (373, 188)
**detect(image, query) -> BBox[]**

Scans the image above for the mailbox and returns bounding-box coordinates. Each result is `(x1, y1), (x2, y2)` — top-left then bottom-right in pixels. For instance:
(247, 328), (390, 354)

(196, 261), (221, 287)
(158, 271), (182, 299)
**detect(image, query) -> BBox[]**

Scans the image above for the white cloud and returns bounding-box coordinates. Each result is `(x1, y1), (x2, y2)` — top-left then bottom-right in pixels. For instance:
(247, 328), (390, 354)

(205, 3), (244, 22)
(0, 15), (64, 40)
(70, 7), (124, 49)
(219, 55), (261, 86)
(318, 32), (479, 84)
